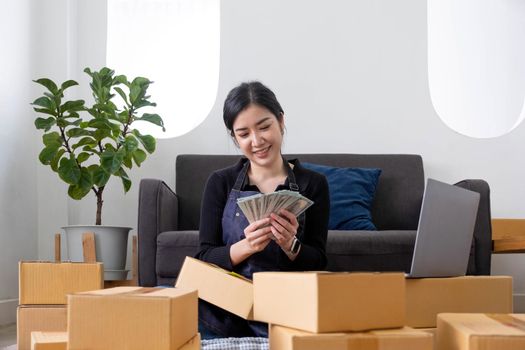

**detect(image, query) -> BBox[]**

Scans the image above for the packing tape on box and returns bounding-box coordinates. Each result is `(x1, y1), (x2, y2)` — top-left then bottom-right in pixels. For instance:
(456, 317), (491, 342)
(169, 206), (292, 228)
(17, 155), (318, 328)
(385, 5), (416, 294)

(486, 314), (525, 332)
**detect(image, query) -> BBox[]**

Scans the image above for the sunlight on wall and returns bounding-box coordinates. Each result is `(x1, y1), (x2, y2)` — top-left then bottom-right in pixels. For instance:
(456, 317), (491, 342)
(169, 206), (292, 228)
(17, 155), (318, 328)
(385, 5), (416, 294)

(428, 0), (525, 138)
(107, 0), (220, 139)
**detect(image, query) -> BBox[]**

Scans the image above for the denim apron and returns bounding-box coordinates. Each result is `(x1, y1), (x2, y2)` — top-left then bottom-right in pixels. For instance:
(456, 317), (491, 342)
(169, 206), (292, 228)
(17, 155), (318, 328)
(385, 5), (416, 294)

(199, 158), (304, 338)
(222, 159), (302, 279)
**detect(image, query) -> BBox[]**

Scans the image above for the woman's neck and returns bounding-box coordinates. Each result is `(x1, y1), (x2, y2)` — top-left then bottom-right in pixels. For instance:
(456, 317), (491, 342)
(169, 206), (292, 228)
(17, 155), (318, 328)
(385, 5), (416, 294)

(248, 157), (286, 183)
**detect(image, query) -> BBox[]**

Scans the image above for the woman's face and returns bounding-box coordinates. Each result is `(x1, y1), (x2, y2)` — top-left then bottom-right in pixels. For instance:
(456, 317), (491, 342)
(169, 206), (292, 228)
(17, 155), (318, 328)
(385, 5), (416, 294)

(232, 104), (284, 169)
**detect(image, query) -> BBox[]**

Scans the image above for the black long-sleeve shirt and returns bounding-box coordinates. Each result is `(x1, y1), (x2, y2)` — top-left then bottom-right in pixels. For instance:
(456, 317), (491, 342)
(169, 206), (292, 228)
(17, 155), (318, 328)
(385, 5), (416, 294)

(194, 157), (329, 273)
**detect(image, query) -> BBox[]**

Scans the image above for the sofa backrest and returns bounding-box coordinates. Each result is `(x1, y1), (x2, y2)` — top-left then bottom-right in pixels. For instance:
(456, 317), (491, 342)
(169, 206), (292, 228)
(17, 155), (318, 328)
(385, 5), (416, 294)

(176, 154), (424, 231)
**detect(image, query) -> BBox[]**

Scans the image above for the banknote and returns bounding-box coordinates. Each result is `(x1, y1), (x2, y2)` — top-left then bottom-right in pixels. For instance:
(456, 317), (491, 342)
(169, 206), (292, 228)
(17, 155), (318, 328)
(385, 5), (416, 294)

(236, 190), (314, 224)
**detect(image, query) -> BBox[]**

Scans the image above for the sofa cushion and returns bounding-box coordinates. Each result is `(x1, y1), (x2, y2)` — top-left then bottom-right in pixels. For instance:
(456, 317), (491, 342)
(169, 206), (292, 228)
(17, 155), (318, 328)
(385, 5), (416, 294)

(302, 163), (381, 230)
(326, 230), (476, 274)
(156, 231), (199, 284)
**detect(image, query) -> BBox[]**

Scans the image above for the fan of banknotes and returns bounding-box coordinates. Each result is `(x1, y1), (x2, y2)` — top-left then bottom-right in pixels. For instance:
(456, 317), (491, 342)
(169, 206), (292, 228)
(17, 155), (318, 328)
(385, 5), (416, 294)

(236, 190), (314, 224)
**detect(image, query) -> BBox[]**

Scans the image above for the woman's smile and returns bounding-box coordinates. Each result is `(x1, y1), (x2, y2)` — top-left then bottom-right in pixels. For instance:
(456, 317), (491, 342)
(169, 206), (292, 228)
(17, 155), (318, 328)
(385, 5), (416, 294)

(253, 146), (271, 158)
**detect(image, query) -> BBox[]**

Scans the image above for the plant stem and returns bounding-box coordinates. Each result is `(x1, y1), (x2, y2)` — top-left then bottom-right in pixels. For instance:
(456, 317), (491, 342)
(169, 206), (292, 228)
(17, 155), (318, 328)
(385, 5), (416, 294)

(95, 186), (104, 225)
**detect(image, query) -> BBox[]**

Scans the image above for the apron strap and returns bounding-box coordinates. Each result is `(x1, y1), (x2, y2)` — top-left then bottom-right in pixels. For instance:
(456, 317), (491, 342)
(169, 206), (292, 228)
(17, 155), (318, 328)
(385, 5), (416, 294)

(232, 160), (250, 191)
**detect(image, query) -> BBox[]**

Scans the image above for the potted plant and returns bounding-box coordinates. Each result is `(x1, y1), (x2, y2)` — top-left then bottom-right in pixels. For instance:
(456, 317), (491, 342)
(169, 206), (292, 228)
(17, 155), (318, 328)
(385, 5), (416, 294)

(32, 67), (164, 280)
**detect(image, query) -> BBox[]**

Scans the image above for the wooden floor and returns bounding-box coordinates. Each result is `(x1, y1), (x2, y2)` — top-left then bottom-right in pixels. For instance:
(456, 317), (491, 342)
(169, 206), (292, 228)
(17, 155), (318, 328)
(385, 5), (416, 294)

(0, 323), (16, 349)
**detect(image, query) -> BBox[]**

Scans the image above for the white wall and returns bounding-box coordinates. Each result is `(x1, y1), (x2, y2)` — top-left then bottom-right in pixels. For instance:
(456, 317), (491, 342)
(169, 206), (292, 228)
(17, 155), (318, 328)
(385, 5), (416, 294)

(0, 0), (39, 325)
(31, 0), (525, 311)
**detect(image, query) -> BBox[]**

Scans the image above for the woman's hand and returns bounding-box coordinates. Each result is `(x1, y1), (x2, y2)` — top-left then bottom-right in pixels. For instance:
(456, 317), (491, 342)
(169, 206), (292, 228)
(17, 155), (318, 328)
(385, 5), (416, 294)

(243, 217), (273, 253)
(270, 209), (299, 252)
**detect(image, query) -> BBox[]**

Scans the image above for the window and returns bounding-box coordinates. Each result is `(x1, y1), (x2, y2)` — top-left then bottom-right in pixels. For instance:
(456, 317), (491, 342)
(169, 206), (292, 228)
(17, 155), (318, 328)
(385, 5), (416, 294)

(107, 0), (220, 138)
(428, 0), (525, 138)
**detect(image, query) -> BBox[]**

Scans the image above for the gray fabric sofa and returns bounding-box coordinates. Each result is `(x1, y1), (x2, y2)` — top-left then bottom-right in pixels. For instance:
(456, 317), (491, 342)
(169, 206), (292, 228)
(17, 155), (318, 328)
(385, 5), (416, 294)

(138, 154), (492, 287)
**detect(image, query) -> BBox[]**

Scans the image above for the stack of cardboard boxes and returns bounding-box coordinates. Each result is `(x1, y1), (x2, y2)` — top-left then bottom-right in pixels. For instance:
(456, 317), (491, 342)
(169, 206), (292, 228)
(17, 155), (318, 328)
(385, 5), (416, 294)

(17, 261), (103, 350)
(18, 261), (200, 350)
(254, 271), (433, 349)
(177, 256), (519, 350)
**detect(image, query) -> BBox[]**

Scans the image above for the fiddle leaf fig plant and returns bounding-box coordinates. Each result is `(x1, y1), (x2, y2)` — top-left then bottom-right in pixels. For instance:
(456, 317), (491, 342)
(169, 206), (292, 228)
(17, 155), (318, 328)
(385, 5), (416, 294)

(32, 67), (165, 225)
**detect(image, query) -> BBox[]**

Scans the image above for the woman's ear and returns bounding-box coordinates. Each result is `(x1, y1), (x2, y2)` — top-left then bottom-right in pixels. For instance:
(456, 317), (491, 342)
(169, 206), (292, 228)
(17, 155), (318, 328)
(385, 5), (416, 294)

(279, 113), (285, 134)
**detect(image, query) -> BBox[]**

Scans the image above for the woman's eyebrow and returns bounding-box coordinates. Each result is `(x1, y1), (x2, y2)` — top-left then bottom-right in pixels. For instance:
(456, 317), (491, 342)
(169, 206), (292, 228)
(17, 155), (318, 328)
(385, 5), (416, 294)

(234, 117), (272, 132)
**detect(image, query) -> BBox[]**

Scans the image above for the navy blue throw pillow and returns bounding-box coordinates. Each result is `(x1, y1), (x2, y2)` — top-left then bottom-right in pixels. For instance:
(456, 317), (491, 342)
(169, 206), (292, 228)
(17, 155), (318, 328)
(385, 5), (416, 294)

(302, 163), (381, 230)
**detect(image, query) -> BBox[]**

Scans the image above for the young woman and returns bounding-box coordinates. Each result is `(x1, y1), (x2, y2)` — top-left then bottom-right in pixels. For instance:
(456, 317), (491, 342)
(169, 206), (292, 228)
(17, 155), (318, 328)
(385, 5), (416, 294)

(195, 81), (329, 338)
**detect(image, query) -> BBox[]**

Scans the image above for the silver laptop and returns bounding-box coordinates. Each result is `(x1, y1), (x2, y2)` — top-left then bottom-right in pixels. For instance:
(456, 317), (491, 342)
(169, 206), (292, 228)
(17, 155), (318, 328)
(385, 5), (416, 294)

(406, 178), (480, 278)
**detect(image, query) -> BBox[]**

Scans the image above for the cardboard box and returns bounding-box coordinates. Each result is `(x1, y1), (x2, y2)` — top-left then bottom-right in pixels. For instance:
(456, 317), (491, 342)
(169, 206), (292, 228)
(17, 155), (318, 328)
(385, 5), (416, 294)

(19, 261), (103, 305)
(419, 328), (437, 350)
(17, 306), (67, 350)
(68, 286), (197, 350)
(254, 271), (405, 333)
(406, 276), (513, 327)
(270, 324), (433, 350)
(437, 313), (525, 350)
(175, 256), (254, 319)
(179, 333), (200, 350)
(31, 332), (67, 350)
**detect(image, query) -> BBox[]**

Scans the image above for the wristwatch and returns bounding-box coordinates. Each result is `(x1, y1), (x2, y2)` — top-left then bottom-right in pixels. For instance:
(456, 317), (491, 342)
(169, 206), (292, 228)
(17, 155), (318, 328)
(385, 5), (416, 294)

(289, 237), (301, 254)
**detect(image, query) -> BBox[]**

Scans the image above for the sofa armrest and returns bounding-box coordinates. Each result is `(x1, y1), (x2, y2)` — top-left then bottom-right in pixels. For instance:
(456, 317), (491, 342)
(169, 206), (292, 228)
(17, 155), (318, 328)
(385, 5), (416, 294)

(138, 179), (179, 286)
(454, 179), (492, 275)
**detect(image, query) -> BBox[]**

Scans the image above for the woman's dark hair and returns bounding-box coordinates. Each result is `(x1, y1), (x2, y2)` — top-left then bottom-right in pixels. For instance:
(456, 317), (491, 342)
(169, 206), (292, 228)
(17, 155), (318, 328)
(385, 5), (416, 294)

(223, 81), (284, 136)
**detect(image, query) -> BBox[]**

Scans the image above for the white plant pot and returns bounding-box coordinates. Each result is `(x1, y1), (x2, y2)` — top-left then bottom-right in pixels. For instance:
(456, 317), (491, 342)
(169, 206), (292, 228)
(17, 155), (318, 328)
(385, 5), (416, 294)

(62, 225), (132, 281)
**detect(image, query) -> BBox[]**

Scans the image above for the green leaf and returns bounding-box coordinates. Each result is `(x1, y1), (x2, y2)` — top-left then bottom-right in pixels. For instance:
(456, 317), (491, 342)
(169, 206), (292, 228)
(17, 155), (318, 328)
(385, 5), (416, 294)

(33, 107), (56, 116)
(132, 129), (156, 153)
(134, 100), (156, 109)
(116, 167), (131, 192)
(69, 118), (82, 126)
(35, 117), (56, 131)
(32, 96), (55, 110)
(123, 135), (139, 153)
(67, 168), (93, 200)
(129, 85), (141, 104)
(131, 77), (151, 87)
(66, 128), (91, 138)
(122, 153), (133, 169)
(61, 100), (85, 112)
(82, 145), (99, 155)
(91, 165), (110, 187)
(132, 149), (147, 167)
(58, 157), (81, 185)
(72, 136), (97, 150)
(137, 113), (165, 131)
(104, 143), (116, 152)
(56, 118), (71, 128)
(117, 110), (129, 123)
(114, 87), (129, 106)
(38, 144), (61, 165)
(43, 132), (62, 146)
(64, 112), (80, 119)
(88, 118), (116, 130)
(77, 152), (91, 163)
(93, 102), (116, 114)
(113, 74), (128, 85)
(60, 80), (78, 91)
(100, 149), (124, 174)
(33, 78), (58, 94)
(50, 149), (65, 172)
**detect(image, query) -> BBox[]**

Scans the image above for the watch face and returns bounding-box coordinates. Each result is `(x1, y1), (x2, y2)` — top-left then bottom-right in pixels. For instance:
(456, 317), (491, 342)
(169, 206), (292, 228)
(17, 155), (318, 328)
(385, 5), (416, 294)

(290, 238), (301, 254)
